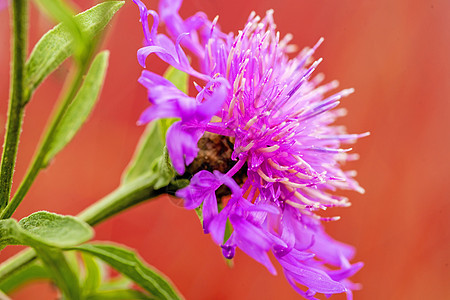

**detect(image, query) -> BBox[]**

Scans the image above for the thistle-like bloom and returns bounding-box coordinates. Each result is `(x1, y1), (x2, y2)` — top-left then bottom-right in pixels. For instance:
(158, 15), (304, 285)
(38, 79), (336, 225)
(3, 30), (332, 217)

(134, 0), (367, 298)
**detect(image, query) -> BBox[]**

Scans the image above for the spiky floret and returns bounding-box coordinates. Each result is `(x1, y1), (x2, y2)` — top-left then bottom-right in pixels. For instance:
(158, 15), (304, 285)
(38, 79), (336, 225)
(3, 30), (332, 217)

(134, 0), (368, 298)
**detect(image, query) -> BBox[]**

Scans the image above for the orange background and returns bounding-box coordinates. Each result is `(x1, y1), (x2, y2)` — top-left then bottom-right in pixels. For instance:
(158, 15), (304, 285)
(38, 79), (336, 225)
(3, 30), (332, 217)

(1, 0), (449, 299)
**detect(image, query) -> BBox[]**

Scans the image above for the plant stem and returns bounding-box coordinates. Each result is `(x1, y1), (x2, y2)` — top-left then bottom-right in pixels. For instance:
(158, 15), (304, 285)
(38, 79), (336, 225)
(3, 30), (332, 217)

(0, 248), (35, 280)
(0, 0), (28, 211)
(0, 174), (168, 281)
(78, 174), (166, 226)
(0, 63), (89, 220)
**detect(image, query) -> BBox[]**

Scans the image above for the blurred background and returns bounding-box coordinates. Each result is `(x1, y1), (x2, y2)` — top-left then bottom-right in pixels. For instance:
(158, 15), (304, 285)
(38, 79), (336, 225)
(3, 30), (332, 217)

(0, 0), (449, 299)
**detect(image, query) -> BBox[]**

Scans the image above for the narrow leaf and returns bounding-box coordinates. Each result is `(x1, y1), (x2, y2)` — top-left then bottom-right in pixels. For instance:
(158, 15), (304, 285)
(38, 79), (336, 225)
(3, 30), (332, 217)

(0, 263), (50, 293)
(73, 243), (183, 300)
(18, 211), (93, 248)
(65, 250), (83, 283)
(0, 211), (93, 250)
(98, 275), (134, 291)
(33, 0), (89, 61)
(164, 66), (188, 93)
(121, 122), (164, 184)
(24, 1), (124, 100)
(43, 50), (109, 165)
(0, 212), (93, 299)
(153, 148), (176, 190)
(36, 247), (81, 299)
(81, 253), (102, 295)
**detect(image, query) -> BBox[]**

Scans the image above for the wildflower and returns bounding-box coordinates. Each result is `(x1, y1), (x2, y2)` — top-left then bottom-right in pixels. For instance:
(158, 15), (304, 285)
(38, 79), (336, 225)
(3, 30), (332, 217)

(134, 0), (368, 298)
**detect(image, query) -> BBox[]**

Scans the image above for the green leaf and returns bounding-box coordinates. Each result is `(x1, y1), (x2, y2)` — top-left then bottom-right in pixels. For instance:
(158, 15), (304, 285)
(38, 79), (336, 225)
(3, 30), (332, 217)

(0, 219), (21, 249)
(81, 253), (102, 295)
(222, 219), (234, 268)
(81, 252), (146, 298)
(33, 0), (89, 62)
(0, 211), (93, 250)
(223, 218), (233, 244)
(122, 122), (165, 184)
(65, 250), (83, 283)
(36, 248), (81, 299)
(73, 243), (183, 300)
(164, 66), (188, 94)
(194, 205), (203, 224)
(43, 50), (109, 166)
(153, 148), (176, 190)
(121, 129), (176, 188)
(98, 275), (134, 291)
(18, 211), (94, 248)
(24, 1), (124, 101)
(85, 289), (153, 300)
(0, 262), (50, 293)
(0, 212), (92, 299)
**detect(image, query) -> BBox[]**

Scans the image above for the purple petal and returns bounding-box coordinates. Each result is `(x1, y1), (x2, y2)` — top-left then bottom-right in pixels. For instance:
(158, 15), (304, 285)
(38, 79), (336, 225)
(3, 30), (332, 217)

(202, 191), (219, 233)
(284, 207), (317, 251)
(175, 189), (202, 210)
(243, 200), (280, 214)
(212, 171), (242, 197)
(221, 244), (236, 259)
(221, 233), (237, 259)
(195, 78), (230, 119)
(286, 248), (316, 261)
(158, 0), (206, 57)
(284, 273), (320, 300)
(137, 98), (194, 124)
(279, 257), (346, 294)
(176, 170), (220, 208)
(137, 45), (209, 81)
(132, 0), (152, 44)
(327, 262), (364, 282)
(208, 201), (234, 244)
(158, 0), (182, 19)
(184, 12), (210, 32)
(230, 215), (277, 275)
(272, 210), (296, 257)
(166, 122), (201, 174)
(139, 70), (177, 89)
(310, 229), (355, 266)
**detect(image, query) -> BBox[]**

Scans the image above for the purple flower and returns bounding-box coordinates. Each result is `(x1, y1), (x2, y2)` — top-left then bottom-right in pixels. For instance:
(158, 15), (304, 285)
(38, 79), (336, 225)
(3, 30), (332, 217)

(134, 0), (368, 298)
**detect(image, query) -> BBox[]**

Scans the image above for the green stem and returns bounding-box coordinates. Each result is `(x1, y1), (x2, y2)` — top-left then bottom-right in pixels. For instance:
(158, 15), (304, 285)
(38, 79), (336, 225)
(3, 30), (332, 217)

(0, 174), (168, 282)
(36, 248), (81, 300)
(0, 63), (89, 220)
(0, 248), (35, 280)
(78, 174), (166, 226)
(0, 0), (28, 211)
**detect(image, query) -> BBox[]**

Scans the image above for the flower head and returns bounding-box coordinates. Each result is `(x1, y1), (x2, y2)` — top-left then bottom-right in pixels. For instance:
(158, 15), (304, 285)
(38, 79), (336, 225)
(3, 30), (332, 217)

(134, 0), (367, 298)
